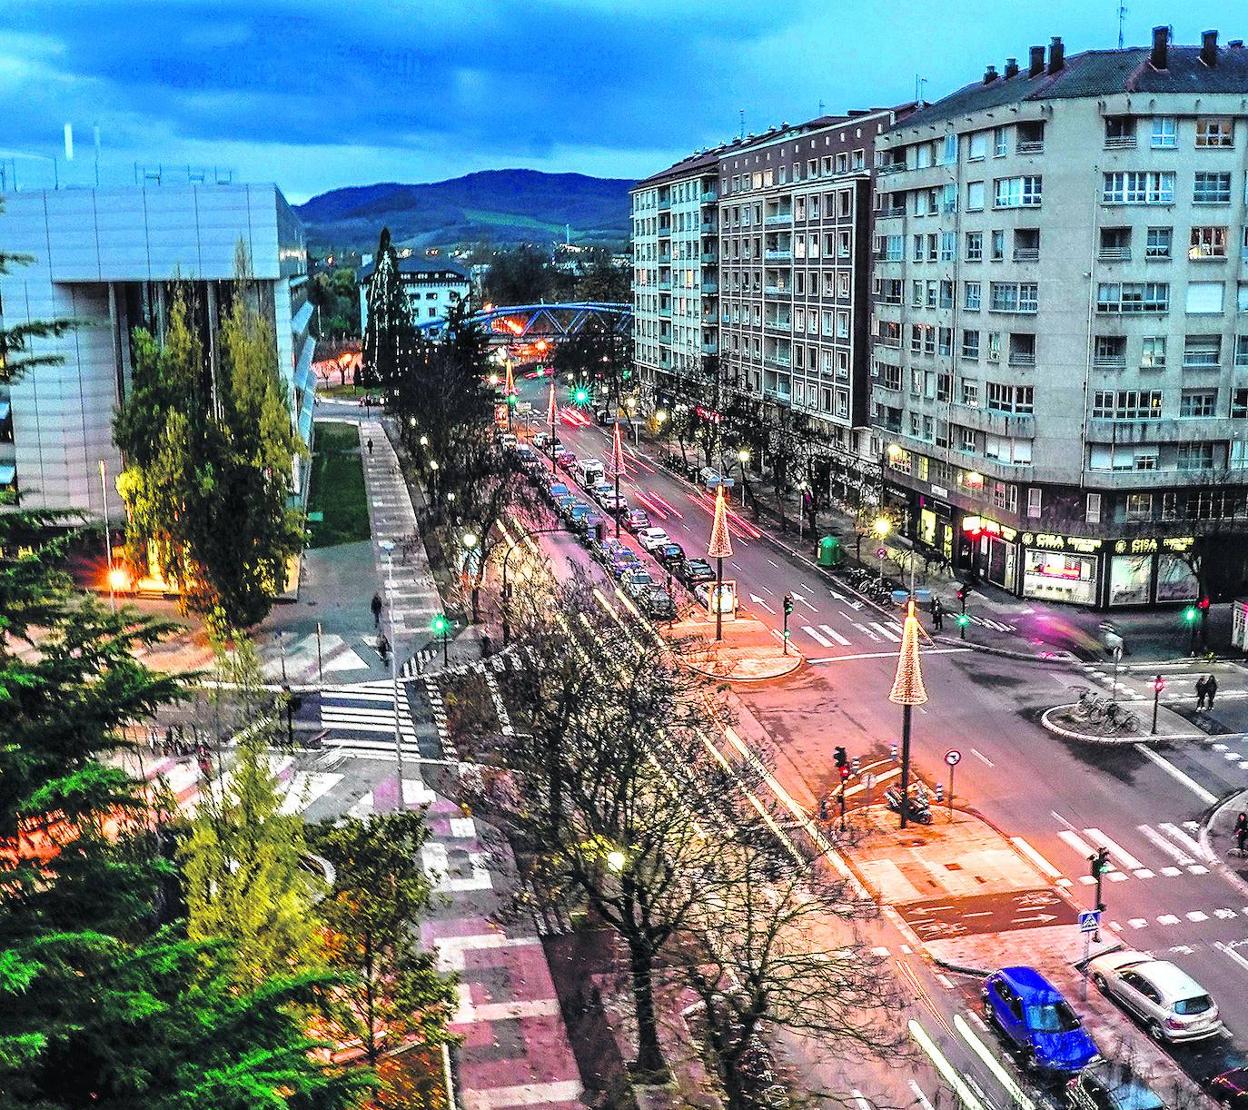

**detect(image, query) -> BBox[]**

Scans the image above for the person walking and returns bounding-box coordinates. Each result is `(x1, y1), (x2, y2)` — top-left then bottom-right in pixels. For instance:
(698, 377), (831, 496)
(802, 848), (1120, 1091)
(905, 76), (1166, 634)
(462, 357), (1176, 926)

(1235, 811), (1247, 855)
(1195, 675), (1209, 710)
(367, 437), (374, 456)
(1207, 674), (1219, 710)
(931, 596), (944, 632)
(377, 633), (390, 667)
(371, 592), (383, 627)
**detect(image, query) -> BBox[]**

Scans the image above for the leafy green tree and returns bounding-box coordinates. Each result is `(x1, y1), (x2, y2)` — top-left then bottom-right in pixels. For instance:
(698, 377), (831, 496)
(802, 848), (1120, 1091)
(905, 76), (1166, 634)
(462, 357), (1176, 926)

(572, 247), (630, 304)
(481, 245), (572, 306)
(181, 641), (323, 989)
(0, 513), (370, 1108)
(114, 254), (305, 637)
(313, 812), (456, 1070)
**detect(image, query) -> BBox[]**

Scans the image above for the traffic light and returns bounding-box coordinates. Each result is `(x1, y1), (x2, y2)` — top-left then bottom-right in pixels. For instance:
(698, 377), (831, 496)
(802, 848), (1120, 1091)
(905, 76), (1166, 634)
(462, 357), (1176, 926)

(783, 593), (794, 616)
(1090, 847), (1110, 878)
(1198, 596), (1211, 612)
(834, 745), (847, 769)
(839, 764), (851, 784)
(572, 385), (590, 406)
(1183, 606), (1199, 624)
(431, 613), (449, 636)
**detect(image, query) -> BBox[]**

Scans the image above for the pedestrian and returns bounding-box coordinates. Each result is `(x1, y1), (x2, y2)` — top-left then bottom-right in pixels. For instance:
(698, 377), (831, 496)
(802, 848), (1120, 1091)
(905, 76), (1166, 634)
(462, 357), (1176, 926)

(377, 633), (390, 666)
(367, 437), (374, 456)
(371, 591), (383, 627)
(1195, 675), (1209, 710)
(931, 596), (944, 632)
(1235, 812), (1247, 855)
(1207, 674), (1219, 710)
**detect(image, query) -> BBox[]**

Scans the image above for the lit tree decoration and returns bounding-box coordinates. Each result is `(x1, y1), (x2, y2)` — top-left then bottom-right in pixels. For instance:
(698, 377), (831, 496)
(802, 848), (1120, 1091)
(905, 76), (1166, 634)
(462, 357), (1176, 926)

(504, 359), (516, 403)
(546, 380), (557, 426)
(607, 418), (627, 479)
(707, 484), (733, 561)
(888, 600), (929, 706)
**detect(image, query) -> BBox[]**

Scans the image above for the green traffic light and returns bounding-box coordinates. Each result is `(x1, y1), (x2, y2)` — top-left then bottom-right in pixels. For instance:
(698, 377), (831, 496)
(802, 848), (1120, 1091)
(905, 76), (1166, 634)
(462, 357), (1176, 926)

(1183, 607), (1199, 624)
(431, 614), (449, 635)
(956, 614), (970, 626)
(506, 393), (517, 407)
(572, 386), (590, 406)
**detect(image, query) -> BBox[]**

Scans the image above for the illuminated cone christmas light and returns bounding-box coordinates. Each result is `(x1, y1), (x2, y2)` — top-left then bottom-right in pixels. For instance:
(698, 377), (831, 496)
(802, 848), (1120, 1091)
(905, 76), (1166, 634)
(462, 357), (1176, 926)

(546, 380), (557, 457)
(609, 417), (627, 536)
(888, 599), (928, 829)
(504, 359), (515, 401)
(707, 485), (733, 640)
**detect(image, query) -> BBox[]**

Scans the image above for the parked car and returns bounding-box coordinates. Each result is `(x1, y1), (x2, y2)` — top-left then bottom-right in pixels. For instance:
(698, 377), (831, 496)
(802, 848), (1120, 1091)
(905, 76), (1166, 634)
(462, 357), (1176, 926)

(622, 568), (658, 597)
(1088, 951), (1222, 1042)
(636, 527), (671, 553)
(589, 482), (614, 503)
(622, 508), (651, 533)
(533, 431), (553, 450)
(654, 542), (685, 567)
(573, 512), (602, 537)
(498, 432), (517, 451)
(1210, 1068), (1248, 1110)
(698, 466), (722, 489)
(554, 495), (578, 518)
(1067, 1066), (1168, 1110)
(695, 581), (738, 614)
(595, 538), (627, 565)
(514, 445), (538, 468)
(675, 558), (716, 586)
(566, 501), (594, 524)
(555, 451), (577, 471)
(573, 458), (605, 487)
(547, 481), (570, 502)
(599, 492), (628, 515)
(610, 550), (642, 579)
(639, 587), (677, 620)
(982, 966), (1098, 1073)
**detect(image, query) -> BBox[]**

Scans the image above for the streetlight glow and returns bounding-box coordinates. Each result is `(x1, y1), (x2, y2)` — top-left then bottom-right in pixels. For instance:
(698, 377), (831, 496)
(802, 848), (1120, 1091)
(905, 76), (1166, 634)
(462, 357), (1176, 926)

(606, 849), (627, 872)
(872, 516), (892, 539)
(106, 566), (130, 592)
(737, 448), (751, 463)
(461, 531), (479, 549)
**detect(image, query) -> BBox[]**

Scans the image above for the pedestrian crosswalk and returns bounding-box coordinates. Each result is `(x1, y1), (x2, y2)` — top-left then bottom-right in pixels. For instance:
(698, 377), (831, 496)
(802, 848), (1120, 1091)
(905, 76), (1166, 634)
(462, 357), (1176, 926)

(1015, 817), (1213, 891)
(317, 685), (438, 762)
(800, 620), (903, 649)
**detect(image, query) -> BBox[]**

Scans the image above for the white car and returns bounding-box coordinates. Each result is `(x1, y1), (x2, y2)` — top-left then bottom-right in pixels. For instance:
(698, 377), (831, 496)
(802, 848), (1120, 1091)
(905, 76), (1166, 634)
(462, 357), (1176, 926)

(1088, 951), (1223, 1042)
(694, 581), (738, 614)
(636, 527), (670, 553)
(599, 493), (627, 514)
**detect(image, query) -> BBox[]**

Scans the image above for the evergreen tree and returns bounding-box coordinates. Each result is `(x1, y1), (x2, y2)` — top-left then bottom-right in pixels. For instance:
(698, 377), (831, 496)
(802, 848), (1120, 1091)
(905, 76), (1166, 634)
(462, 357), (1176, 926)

(360, 228), (414, 390)
(313, 812), (456, 1070)
(180, 640), (323, 989)
(0, 513), (370, 1108)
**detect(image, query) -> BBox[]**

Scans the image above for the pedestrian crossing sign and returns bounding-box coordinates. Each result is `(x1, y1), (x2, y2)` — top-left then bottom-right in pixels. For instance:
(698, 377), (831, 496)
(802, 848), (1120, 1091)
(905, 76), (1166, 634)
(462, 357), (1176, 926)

(1078, 910), (1101, 933)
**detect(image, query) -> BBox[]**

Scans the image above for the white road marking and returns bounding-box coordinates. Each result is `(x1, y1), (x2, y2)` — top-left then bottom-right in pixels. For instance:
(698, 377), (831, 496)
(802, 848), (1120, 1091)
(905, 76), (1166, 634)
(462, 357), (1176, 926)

(1133, 744), (1217, 805)
(972, 748), (994, 767)
(853, 622), (880, 640)
(1128, 918), (1149, 929)
(1157, 914), (1181, 925)
(1159, 821), (1211, 861)
(936, 974), (955, 989)
(1083, 828), (1145, 871)
(908, 1080), (936, 1110)
(1011, 836), (1063, 879)
(1058, 829), (1095, 858)
(1216, 941), (1248, 975)
(1187, 911), (1209, 922)
(852, 1089), (874, 1110)
(1137, 824), (1195, 866)
(955, 1014), (1036, 1110)
(807, 648), (971, 664)
(871, 622), (902, 643)
(908, 1020), (986, 1110)
(802, 625), (833, 648)
(766, 559), (779, 568)
(820, 624), (852, 646)
(871, 946), (890, 957)
(1214, 908), (1238, 919)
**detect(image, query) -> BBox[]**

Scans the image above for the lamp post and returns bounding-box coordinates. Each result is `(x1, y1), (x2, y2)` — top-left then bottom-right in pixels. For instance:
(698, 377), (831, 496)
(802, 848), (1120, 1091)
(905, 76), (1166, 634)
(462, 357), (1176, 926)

(737, 448), (751, 506)
(461, 531), (480, 622)
(1151, 674), (1165, 735)
(873, 516), (892, 590)
(888, 599), (929, 829)
(501, 525), (573, 646)
(796, 481), (809, 543)
(99, 460), (117, 613)
(708, 485), (733, 642)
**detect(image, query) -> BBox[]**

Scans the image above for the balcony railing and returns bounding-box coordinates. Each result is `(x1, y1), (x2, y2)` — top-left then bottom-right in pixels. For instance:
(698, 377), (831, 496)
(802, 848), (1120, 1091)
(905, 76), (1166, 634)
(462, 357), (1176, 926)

(876, 207), (907, 219)
(876, 162), (907, 176)
(1097, 247), (1131, 263)
(1092, 355), (1127, 370)
(1016, 140), (1045, 154)
(700, 280), (718, 294)
(1181, 356), (1221, 370)
(1104, 135), (1137, 149)
(701, 222), (717, 235)
(1012, 247), (1040, 262)
(764, 213), (793, 226)
(1008, 352), (1037, 368)
(764, 249), (792, 262)
(763, 285), (791, 296)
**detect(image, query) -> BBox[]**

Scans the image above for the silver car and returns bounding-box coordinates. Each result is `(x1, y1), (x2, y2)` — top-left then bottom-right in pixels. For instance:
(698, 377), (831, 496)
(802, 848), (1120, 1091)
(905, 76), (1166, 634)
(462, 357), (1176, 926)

(1088, 951), (1222, 1042)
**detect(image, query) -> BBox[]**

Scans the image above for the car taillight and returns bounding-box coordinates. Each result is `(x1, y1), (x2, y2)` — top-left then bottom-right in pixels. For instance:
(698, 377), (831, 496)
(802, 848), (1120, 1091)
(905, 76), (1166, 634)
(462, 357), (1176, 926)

(1165, 1016), (1184, 1029)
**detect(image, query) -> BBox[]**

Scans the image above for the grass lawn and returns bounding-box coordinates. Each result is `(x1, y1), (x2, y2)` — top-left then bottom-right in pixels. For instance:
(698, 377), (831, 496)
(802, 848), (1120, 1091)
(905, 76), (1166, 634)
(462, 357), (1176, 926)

(306, 422), (371, 548)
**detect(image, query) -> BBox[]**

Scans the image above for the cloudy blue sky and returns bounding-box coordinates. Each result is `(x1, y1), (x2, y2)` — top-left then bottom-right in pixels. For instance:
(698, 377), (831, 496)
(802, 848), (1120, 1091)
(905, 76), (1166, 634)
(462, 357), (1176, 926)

(1, 0), (1240, 202)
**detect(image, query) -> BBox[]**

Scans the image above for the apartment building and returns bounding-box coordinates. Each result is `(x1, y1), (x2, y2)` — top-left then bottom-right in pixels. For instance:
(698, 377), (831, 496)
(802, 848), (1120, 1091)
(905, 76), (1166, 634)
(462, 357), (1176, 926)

(871, 29), (1248, 607)
(0, 178), (313, 522)
(357, 255), (470, 332)
(717, 109), (910, 500)
(630, 149), (721, 408)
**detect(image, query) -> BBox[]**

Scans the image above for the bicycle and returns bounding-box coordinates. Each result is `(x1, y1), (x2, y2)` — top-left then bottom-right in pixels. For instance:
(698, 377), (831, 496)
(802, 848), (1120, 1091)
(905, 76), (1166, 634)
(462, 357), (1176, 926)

(1073, 688), (1107, 721)
(1103, 702), (1139, 734)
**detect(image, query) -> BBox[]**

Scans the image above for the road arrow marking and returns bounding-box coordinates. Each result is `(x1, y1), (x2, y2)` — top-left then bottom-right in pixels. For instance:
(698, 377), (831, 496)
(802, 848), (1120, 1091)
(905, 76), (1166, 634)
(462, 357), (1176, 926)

(748, 593), (775, 614)
(1012, 913), (1059, 925)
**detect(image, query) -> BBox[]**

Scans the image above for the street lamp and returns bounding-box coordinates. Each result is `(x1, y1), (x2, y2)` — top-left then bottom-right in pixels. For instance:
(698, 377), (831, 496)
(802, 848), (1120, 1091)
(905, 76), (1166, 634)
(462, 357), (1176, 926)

(796, 480), (809, 543)
(888, 600), (929, 829)
(606, 849), (627, 873)
(461, 531), (480, 621)
(737, 448), (751, 506)
(626, 395), (639, 446)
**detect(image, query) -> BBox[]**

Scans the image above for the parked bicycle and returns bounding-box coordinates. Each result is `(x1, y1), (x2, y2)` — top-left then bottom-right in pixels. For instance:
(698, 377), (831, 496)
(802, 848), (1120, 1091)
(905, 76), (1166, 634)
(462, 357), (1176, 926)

(1102, 701), (1140, 734)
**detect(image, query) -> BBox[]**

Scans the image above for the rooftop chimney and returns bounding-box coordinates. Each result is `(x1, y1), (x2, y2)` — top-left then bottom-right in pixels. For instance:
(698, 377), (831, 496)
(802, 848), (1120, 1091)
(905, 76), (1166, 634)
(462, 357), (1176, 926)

(983, 64), (998, 84)
(1028, 45), (1046, 76)
(1229, 40), (1244, 48)
(1151, 25), (1169, 69)
(1201, 29), (1218, 66)
(1047, 36), (1065, 74)
(1004, 57), (1020, 78)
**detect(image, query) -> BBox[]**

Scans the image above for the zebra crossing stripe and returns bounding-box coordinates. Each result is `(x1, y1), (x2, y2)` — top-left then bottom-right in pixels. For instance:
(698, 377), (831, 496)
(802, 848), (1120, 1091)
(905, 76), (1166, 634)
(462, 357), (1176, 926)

(802, 626), (832, 648)
(819, 624), (851, 646)
(870, 622), (901, 643)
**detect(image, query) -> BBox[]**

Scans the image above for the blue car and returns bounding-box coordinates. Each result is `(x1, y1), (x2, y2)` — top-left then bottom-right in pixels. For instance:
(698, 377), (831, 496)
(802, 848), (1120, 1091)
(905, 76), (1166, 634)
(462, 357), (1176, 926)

(983, 967), (1098, 1073)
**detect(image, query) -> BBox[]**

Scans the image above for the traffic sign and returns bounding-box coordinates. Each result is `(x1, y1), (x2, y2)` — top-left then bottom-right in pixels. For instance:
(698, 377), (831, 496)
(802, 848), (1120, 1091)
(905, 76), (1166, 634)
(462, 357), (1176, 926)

(1078, 910), (1101, 934)
(944, 749), (962, 767)
(876, 546), (887, 558)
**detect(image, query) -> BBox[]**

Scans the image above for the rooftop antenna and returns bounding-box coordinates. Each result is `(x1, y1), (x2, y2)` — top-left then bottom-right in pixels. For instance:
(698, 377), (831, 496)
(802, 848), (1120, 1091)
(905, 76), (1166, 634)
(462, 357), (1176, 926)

(818, 98), (826, 116)
(738, 108), (745, 139)
(915, 75), (928, 102)
(1118, 1), (1127, 48)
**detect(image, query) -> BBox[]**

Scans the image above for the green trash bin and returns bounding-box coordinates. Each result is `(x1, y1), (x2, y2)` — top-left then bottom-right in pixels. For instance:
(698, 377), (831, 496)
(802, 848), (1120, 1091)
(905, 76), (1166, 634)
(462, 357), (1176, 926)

(818, 534), (842, 567)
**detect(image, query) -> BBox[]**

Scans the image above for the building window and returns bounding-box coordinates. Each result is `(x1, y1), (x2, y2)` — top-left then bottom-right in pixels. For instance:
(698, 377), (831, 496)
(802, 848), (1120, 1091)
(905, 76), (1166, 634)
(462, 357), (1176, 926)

(965, 181), (985, 211)
(961, 428), (977, 452)
(1026, 488), (1042, 520)
(1091, 390), (1163, 418)
(993, 127), (1008, 157)
(993, 175), (1042, 208)
(964, 282), (981, 311)
(1125, 494), (1153, 521)
(1150, 116), (1178, 149)
(1093, 335), (1127, 368)
(1189, 226), (1228, 259)
(965, 231), (983, 261)
(1236, 336), (1248, 367)
(1140, 336), (1167, 369)
(1185, 281), (1224, 314)
(989, 282), (1038, 312)
(1196, 117), (1234, 148)
(1095, 282), (1169, 313)
(961, 379), (979, 406)
(1086, 493), (1102, 524)
(940, 232), (956, 262)
(1104, 116), (1136, 147)
(1194, 171), (1232, 204)
(1182, 334), (1221, 368)
(1177, 444), (1216, 470)
(961, 329), (981, 359)
(1145, 227), (1173, 259)
(990, 230), (1005, 261)
(1180, 389), (1217, 417)
(1101, 171), (1175, 205)
(986, 382), (1034, 413)
(1232, 388), (1248, 418)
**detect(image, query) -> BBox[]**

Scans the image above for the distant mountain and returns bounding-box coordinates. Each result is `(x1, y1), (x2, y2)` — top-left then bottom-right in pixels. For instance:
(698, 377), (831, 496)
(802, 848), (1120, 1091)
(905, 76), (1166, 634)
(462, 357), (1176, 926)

(295, 169), (634, 253)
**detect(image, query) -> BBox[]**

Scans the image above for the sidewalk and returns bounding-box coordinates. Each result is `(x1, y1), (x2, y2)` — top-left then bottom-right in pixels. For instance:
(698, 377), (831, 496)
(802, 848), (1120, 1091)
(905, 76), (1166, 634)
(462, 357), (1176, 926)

(672, 614), (802, 681)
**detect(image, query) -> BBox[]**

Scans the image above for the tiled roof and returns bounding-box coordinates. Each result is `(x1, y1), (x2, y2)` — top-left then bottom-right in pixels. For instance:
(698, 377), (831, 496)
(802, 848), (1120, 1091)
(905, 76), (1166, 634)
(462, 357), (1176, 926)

(357, 256), (470, 283)
(897, 43), (1248, 131)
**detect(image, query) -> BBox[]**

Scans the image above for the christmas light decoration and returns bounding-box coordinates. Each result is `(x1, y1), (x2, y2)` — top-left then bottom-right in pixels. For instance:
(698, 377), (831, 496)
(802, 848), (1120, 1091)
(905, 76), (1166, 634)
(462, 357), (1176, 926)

(607, 418), (626, 479)
(707, 485), (733, 560)
(888, 600), (929, 706)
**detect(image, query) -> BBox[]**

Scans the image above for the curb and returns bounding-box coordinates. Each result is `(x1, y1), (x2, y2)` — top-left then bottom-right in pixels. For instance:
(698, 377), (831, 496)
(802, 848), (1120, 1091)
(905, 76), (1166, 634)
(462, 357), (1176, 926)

(931, 958), (994, 978)
(1039, 705), (1148, 746)
(1198, 787), (1248, 902)
(684, 654), (804, 684)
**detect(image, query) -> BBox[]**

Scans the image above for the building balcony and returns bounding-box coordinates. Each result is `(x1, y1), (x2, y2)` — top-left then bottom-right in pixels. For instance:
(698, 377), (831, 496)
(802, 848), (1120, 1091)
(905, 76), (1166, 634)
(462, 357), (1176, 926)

(1097, 247), (1131, 263)
(1086, 416), (1235, 444)
(658, 196), (672, 210)
(657, 281), (672, 291)
(702, 340), (718, 355)
(1012, 248), (1040, 263)
(764, 353), (792, 369)
(765, 316), (792, 331)
(876, 207), (907, 220)
(876, 162), (907, 176)
(1008, 352), (1036, 368)
(954, 406), (1036, 439)
(659, 304), (672, 318)
(764, 249), (792, 262)
(1092, 355), (1127, 370)
(1016, 140), (1045, 155)
(764, 213), (793, 227)
(701, 190), (718, 204)
(701, 252), (716, 265)
(763, 285), (791, 296)
(1103, 135), (1137, 150)
(701, 222), (717, 235)
(700, 280), (718, 294)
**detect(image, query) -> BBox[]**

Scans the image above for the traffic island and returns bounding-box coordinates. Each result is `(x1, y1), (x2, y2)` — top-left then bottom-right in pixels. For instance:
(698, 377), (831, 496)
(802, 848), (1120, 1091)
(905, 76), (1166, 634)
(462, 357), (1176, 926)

(1040, 704), (1205, 745)
(667, 614), (802, 682)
